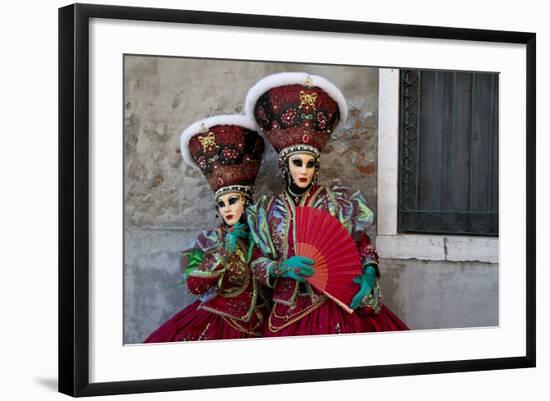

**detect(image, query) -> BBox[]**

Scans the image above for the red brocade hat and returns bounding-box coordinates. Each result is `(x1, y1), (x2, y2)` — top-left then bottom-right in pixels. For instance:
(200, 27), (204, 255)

(180, 115), (264, 199)
(245, 72), (348, 161)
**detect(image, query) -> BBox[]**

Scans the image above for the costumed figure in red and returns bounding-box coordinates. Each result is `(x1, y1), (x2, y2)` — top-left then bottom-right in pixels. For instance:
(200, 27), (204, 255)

(144, 115), (269, 342)
(244, 72), (409, 336)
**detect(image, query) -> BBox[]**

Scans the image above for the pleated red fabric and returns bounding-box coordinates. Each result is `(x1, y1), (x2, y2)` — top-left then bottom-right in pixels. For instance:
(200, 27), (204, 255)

(265, 297), (408, 337)
(144, 301), (263, 343)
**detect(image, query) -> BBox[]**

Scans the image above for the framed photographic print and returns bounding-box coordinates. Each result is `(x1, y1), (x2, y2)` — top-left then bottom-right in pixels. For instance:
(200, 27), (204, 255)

(58, 2), (536, 397)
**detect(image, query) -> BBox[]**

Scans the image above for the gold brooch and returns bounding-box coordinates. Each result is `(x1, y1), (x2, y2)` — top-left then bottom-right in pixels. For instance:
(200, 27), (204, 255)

(198, 131), (217, 152)
(299, 91), (317, 109)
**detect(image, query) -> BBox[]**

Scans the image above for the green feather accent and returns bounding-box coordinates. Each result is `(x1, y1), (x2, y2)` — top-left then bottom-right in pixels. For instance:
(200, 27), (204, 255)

(184, 249), (205, 277)
(173, 249), (206, 287)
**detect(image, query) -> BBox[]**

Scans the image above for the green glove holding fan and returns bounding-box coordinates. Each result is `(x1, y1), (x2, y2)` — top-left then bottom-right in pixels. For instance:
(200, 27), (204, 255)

(269, 256), (376, 310)
(270, 256), (315, 282)
(349, 264), (377, 310)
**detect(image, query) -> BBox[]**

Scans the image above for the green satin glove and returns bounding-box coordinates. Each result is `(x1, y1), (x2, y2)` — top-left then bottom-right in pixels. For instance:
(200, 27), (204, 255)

(271, 256), (315, 282)
(224, 222), (249, 255)
(350, 265), (377, 310)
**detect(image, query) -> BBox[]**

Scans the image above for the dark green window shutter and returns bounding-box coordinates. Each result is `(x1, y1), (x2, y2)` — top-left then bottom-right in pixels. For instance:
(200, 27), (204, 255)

(398, 70), (498, 236)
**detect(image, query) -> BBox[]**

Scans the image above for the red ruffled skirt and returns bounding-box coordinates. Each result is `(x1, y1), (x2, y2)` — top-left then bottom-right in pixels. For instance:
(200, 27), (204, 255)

(144, 300), (264, 343)
(265, 297), (408, 337)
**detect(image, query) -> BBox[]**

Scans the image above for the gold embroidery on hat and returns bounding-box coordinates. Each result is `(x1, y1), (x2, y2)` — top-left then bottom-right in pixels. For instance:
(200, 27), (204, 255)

(299, 91), (317, 109)
(198, 131), (217, 152)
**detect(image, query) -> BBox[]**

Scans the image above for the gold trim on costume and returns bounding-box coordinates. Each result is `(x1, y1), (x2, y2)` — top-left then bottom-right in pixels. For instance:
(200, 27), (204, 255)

(268, 295), (328, 333)
(220, 315), (262, 337)
(198, 277), (260, 322)
(187, 268), (226, 278)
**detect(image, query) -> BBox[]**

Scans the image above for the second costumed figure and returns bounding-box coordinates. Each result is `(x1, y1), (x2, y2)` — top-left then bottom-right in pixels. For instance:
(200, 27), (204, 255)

(145, 115), (269, 342)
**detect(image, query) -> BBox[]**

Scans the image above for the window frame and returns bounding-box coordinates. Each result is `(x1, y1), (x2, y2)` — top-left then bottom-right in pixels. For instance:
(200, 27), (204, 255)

(376, 68), (498, 263)
(397, 69), (499, 237)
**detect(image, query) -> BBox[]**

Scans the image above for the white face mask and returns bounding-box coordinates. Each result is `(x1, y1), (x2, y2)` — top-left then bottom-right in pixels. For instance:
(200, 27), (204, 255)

(216, 192), (245, 226)
(288, 153), (316, 189)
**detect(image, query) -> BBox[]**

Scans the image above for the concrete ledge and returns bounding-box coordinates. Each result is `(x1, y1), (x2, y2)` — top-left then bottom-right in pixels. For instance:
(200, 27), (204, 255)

(446, 236), (499, 263)
(376, 234), (499, 264)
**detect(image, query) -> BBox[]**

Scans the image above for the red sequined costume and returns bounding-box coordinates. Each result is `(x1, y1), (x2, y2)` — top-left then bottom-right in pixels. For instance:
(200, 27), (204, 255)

(144, 228), (269, 342)
(245, 72), (408, 336)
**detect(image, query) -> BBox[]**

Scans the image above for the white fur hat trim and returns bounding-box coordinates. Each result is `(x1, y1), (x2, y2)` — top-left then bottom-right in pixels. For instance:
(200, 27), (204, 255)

(244, 72), (348, 133)
(180, 114), (259, 170)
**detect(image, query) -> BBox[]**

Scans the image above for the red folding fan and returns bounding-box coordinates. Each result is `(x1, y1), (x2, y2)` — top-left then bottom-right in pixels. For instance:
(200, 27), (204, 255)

(294, 207), (362, 314)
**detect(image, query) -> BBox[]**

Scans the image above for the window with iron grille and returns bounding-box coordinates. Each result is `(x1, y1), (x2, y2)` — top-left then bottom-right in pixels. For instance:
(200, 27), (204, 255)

(398, 70), (499, 236)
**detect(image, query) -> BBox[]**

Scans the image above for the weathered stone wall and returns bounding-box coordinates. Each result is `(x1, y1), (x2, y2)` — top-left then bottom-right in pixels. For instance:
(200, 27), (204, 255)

(124, 56), (379, 343)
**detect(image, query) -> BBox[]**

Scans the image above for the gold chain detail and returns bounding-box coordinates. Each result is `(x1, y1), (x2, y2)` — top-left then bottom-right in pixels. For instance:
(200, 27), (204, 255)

(268, 296), (328, 333)
(221, 315), (262, 337)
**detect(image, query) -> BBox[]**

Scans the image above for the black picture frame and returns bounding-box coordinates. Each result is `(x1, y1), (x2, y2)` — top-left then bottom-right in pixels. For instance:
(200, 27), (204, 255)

(58, 3), (536, 397)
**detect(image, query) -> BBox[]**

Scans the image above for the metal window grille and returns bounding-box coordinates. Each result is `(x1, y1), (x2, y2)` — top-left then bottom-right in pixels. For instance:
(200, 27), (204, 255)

(398, 70), (499, 236)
